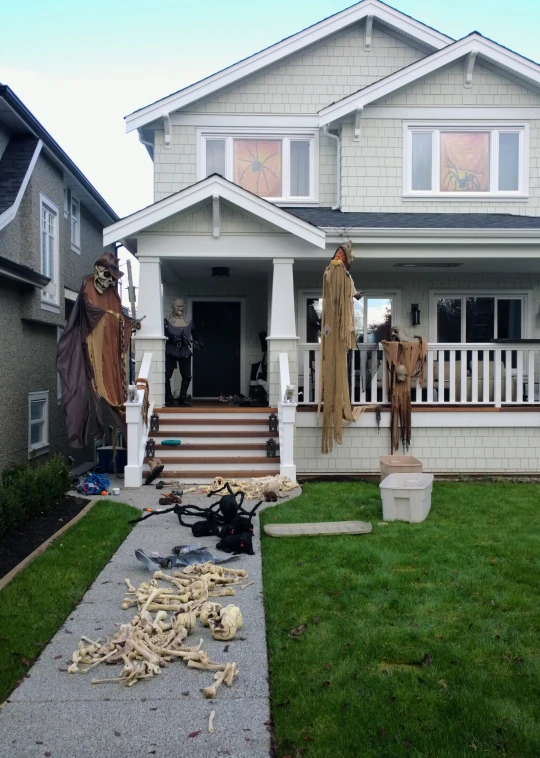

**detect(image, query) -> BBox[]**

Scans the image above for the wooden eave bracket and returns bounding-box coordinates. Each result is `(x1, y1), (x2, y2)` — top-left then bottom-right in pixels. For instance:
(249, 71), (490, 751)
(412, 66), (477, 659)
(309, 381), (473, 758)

(464, 50), (478, 88)
(212, 194), (220, 239)
(364, 14), (374, 52)
(163, 112), (172, 149)
(353, 107), (363, 141)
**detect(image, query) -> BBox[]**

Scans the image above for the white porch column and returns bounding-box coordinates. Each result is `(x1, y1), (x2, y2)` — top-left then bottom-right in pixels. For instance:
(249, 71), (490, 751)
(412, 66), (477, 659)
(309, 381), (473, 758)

(267, 258), (298, 407)
(134, 256), (166, 408)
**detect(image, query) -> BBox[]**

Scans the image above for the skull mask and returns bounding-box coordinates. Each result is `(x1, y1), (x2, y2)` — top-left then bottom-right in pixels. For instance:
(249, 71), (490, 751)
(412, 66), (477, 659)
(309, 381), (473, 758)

(93, 264), (114, 293)
(92, 253), (123, 294)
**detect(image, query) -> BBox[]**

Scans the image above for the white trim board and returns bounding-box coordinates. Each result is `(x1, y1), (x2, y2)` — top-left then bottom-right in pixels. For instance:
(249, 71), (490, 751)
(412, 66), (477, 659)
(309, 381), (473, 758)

(0, 140), (42, 232)
(103, 175), (326, 249)
(319, 33), (540, 125)
(125, 0), (451, 133)
(296, 410), (540, 428)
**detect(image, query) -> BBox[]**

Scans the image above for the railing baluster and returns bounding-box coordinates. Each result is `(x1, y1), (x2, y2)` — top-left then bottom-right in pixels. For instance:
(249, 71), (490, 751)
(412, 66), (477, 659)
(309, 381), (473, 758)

(471, 350), (478, 403)
(381, 351), (388, 403)
(449, 350), (456, 403)
(314, 349), (320, 405)
(483, 350), (490, 403)
(460, 352), (468, 403)
(427, 350), (434, 403)
(370, 349), (378, 404)
(516, 350), (523, 403)
(494, 350), (502, 408)
(505, 350), (512, 403)
(302, 349), (311, 403)
(438, 350), (445, 404)
(528, 349), (536, 403)
(359, 348), (367, 404)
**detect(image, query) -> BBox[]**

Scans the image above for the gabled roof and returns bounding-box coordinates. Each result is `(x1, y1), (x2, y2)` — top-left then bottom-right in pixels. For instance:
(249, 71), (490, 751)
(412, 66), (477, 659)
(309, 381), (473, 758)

(125, 0), (452, 133)
(319, 32), (540, 125)
(0, 136), (39, 214)
(103, 174), (327, 249)
(0, 85), (119, 229)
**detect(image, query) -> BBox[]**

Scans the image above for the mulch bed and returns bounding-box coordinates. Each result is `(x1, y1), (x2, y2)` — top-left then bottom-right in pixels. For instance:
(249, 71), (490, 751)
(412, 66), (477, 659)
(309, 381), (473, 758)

(0, 495), (90, 580)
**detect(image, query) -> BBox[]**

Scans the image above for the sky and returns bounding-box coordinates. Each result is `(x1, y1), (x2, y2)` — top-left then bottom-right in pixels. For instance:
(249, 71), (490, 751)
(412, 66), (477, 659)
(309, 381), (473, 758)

(2, 0), (539, 299)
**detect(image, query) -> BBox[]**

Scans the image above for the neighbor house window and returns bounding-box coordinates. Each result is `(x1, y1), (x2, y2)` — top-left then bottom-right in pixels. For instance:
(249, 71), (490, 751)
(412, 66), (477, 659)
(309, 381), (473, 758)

(405, 125), (527, 196)
(70, 196), (80, 252)
(435, 294), (525, 343)
(199, 132), (316, 201)
(40, 193), (59, 305)
(28, 391), (49, 455)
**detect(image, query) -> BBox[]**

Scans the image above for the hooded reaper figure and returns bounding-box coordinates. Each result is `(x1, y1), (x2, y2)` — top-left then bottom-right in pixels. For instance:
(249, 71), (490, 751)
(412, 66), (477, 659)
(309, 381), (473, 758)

(57, 252), (140, 447)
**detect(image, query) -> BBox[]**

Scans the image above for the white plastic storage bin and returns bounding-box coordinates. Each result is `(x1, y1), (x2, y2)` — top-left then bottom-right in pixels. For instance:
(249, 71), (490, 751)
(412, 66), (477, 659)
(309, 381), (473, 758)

(379, 473), (434, 523)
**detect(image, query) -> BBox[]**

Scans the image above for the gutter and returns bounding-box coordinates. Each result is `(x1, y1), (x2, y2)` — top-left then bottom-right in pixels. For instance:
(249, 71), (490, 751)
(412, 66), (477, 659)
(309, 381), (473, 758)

(321, 125), (340, 211)
(0, 255), (51, 287)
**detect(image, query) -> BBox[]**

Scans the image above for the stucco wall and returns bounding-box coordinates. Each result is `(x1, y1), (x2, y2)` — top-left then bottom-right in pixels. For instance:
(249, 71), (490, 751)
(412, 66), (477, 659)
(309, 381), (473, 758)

(295, 423), (540, 475)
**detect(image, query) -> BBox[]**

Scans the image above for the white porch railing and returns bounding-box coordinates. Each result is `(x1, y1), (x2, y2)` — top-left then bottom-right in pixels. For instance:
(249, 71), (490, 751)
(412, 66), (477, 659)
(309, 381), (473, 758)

(124, 352), (154, 488)
(277, 352), (297, 480)
(298, 342), (540, 408)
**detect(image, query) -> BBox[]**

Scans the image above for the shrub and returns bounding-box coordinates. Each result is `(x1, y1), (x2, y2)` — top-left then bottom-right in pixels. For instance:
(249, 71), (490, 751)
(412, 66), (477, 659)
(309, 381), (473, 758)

(0, 455), (71, 539)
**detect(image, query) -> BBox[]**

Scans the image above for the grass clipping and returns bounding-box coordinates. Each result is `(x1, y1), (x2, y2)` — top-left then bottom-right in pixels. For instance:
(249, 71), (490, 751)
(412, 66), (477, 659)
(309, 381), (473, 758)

(66, 563), (247, 697)
(318, 255), (364, 454)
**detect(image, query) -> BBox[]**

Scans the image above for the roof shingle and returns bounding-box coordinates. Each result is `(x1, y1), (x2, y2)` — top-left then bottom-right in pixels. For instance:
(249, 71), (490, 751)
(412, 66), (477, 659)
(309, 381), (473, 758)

(0, 136), (38, 214)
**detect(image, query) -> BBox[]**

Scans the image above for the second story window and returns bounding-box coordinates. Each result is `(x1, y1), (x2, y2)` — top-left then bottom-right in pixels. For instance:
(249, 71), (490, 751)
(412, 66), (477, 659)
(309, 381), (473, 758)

(404, 124), (528, 198)
(70, 196), (80, 252)
(40, 193), (59, 306)
(199, 131), (316, 202)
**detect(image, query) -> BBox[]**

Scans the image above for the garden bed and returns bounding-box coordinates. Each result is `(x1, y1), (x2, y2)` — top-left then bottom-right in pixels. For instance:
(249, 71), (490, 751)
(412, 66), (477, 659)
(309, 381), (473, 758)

(0, 495), (90, 580)
(261, 481), (540, 758)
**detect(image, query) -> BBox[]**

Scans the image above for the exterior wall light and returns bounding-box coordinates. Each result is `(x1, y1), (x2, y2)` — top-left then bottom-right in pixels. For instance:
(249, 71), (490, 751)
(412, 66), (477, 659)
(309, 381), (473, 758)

(411, 303), (421, 326)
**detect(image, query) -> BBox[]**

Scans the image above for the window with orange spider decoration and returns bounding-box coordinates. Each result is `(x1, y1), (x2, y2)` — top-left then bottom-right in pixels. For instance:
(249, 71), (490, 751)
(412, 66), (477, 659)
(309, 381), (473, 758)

(233, 139), (282, 197)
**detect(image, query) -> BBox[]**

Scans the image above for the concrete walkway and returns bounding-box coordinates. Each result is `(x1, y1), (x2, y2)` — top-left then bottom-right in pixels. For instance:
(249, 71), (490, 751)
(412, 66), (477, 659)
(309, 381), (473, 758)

(0, 481), (301, 758)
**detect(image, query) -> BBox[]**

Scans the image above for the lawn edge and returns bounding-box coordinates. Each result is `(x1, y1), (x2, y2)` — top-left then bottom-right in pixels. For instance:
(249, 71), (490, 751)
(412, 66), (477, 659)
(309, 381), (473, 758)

(0, 495), (99, 592)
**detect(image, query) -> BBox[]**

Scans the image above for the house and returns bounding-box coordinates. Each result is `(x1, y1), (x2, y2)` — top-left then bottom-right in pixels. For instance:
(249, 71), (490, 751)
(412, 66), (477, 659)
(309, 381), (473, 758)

(0, 85), (120, 470)
(104, 0), (540, 484)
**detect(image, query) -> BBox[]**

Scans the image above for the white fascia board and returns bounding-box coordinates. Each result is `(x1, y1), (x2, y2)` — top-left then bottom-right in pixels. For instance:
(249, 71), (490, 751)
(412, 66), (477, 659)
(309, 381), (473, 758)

(125, 0), (452, 133)
(103, 176), (326, 249)
(324, 229), (540, 247)
(319, 34), (540, 125)
(0, 140), (42, 232)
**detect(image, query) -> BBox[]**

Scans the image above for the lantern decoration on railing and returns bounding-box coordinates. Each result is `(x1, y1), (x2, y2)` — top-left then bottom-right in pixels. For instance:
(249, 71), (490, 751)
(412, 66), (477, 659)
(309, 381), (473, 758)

(266, 438), (277, 458)
(145, 438), (156, 459)
(268, 413), (278, 433)
(150, 413), (159, 432)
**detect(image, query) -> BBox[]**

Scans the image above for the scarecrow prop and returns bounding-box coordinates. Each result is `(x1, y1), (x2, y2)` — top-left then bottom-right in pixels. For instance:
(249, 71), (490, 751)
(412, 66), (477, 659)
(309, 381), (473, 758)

(318, 242), (363, 454)
(57, 253), (140, 447)
(382, 335), (427, 453)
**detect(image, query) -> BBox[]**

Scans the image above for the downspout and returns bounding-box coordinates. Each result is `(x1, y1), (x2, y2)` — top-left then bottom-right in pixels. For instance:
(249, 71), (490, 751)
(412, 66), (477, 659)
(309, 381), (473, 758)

(322, 124), (341, 211)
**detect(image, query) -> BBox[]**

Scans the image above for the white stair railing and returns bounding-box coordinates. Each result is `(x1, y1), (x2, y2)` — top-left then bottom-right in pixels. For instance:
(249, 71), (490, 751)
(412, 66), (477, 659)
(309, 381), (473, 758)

(277, 352), (297, 480)
(124, 352), (154, 488)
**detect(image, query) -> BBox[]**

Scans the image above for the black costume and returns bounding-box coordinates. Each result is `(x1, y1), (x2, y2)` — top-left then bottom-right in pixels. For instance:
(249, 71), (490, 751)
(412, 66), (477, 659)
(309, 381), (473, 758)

(164, 319), (202, 406)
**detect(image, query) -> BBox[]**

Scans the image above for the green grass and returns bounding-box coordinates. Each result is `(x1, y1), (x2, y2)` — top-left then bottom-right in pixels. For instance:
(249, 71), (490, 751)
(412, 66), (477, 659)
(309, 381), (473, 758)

(0, 499), (138, 702)
(261, 482), (540, 758)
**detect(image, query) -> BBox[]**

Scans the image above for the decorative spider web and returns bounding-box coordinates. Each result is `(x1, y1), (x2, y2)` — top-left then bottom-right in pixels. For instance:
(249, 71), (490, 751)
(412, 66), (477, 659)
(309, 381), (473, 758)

(233, 140), (282, 197)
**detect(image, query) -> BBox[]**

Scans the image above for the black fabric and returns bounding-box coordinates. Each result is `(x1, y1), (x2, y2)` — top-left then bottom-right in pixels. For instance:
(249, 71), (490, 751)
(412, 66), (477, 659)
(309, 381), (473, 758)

(216, 533), (254, 555)
(165, 354), (192, 403)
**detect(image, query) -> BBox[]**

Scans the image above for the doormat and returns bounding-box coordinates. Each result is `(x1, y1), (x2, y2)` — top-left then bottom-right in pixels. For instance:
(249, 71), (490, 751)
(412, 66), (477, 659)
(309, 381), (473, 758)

(263, 521), (372, 537)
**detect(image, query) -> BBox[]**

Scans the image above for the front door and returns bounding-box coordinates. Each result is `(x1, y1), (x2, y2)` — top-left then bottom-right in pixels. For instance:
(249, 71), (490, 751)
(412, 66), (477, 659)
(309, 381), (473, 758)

(192, 301), (241, 397)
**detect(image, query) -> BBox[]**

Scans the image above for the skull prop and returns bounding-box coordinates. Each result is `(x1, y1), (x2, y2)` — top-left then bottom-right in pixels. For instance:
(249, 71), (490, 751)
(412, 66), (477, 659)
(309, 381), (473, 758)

(92, 253), (123, 294)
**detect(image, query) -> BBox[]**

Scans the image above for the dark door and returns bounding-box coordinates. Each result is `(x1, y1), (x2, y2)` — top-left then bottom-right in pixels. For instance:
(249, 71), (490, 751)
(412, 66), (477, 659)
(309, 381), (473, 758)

(192, 301), (241, 397)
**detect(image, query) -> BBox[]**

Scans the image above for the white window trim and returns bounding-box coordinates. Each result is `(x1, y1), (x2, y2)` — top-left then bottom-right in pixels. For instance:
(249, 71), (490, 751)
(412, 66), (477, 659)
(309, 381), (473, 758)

(40, 193), (60, 308)
(28, 390), (49, 457)
(196, 127), (319, 204)
(428, 289), (531, 343)
(298, 289), (401, 343)
(403, 122), (529, 200)
(70, 195), (81, 253)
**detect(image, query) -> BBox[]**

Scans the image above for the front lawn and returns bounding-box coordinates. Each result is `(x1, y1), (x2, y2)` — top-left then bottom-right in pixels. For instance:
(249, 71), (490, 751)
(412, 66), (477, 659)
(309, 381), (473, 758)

(261, 482), (540, 758)
(0, 499), (138, 702)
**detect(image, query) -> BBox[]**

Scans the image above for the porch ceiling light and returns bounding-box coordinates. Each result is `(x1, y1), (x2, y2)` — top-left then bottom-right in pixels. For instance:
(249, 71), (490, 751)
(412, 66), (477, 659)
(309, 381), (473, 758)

(212, 267), (230, 278)
(393, 262), (463, 268)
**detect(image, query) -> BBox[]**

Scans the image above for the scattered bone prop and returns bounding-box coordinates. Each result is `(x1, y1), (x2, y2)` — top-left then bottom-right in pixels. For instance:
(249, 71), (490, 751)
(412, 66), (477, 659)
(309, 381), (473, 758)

(66, 563), (248, 696)
(200, 475), (298, 501)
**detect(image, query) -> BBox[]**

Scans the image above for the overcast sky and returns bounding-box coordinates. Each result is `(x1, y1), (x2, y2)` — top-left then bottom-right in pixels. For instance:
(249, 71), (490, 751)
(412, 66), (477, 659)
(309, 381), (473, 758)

(2, 0), (539, 301)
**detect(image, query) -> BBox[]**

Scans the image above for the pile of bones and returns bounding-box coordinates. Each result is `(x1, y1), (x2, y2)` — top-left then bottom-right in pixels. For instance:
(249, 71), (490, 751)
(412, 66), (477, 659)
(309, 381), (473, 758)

(67, 562), (247, 699)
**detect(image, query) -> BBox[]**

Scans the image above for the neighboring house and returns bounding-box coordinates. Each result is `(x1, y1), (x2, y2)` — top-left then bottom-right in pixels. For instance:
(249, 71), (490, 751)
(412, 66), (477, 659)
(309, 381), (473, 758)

(0, 85), (120, 470)
(105, 0), (540, 483)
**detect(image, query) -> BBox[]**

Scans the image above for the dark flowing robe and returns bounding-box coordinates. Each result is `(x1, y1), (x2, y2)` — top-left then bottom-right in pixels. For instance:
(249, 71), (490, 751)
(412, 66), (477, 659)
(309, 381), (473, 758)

(57, 276), (136, 447)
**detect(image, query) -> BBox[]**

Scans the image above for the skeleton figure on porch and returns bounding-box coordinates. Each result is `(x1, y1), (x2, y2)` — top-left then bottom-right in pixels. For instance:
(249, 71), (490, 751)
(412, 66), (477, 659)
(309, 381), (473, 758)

(164, 298), (203, 406)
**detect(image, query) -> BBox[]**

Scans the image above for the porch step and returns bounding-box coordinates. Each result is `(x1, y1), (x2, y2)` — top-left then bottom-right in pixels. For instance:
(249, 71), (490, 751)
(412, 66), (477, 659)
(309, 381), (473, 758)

(150, 431), (278, 439)
(144, 469), (280, 481)
(145, 457), (279, 465)
(155, 443), (277, 451)
(155, 406), (277, 414)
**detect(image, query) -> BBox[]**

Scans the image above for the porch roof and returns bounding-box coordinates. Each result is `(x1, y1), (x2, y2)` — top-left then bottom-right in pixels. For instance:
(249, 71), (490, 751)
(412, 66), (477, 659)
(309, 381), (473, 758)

(285, 208), (540, 230)
(103, 174), (327, 251)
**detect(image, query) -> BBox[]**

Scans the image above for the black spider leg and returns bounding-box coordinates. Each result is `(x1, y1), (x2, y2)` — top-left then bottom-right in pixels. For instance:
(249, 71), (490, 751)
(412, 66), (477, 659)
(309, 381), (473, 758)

(129, 505), (179, 524)
(234, 490), (245, 508)
(237, 160), (254, 183)
(208, 481), (235, 498)
(238, 499), (263, 521)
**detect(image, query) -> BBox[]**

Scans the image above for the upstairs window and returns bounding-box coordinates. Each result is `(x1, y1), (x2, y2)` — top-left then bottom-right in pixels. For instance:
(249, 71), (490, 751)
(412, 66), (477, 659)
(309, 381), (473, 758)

(404, 125), (528, 197)
(40, 193), (59, 306)
(199, 132), (316, 201)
